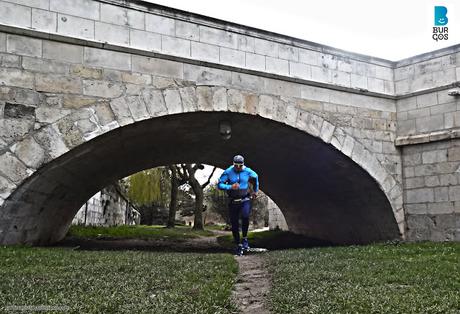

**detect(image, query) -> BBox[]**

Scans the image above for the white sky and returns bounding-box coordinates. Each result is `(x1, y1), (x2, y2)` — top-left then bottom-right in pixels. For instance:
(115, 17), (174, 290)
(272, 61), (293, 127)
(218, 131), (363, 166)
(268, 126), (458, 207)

(146, 0), (459, 61)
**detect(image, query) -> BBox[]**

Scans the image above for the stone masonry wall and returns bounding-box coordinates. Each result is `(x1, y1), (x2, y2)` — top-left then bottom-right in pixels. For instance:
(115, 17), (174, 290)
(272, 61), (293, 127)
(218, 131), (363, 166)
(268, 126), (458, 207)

(402, 139), (460, 241)
(0, 0), (394, 95)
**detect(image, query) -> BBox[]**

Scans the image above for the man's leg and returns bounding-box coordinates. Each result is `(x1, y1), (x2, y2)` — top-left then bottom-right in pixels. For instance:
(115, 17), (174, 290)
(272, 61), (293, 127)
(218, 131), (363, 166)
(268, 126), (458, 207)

(228, 202), (240, 245)
(241, 201), (251, 250)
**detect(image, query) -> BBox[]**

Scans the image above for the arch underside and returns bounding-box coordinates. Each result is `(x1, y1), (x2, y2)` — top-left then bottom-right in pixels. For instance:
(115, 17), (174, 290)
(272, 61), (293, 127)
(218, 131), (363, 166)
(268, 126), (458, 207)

(2, 112), (400, 245)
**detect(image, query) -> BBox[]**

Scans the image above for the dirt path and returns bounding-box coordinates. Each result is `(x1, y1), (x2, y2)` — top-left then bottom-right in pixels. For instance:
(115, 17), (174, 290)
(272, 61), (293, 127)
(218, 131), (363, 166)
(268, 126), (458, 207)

(232, 254), (271, 314)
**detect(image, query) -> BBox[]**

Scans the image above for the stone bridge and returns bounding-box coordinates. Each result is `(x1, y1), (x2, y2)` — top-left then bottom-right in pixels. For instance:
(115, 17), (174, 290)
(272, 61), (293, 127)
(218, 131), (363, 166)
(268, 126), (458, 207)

(0, 0), (459, 245)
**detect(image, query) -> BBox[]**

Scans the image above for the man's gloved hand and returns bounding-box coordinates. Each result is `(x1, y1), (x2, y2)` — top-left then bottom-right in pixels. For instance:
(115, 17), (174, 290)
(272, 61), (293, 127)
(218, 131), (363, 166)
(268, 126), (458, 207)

(231, 183), (240, 190)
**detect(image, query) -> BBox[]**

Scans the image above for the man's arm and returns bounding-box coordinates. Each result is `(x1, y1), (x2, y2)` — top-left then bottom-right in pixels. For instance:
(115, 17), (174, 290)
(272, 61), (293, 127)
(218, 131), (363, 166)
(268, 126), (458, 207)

(217, 171), (232, 190)
(248, 169), (259, 192)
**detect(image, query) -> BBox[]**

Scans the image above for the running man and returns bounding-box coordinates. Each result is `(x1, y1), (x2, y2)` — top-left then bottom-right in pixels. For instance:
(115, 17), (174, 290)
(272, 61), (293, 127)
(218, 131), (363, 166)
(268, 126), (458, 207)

(218, 155), (259, 256)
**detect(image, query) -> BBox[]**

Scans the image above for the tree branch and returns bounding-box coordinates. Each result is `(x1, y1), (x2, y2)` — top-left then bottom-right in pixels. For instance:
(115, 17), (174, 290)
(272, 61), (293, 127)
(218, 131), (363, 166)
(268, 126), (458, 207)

(201, 166), (217, 189)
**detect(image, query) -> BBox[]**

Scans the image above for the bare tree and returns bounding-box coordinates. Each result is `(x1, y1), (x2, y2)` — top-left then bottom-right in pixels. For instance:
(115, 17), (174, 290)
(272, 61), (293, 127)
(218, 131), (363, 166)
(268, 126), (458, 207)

(167, 165), (189, 228)
(181, 164), (217, 230)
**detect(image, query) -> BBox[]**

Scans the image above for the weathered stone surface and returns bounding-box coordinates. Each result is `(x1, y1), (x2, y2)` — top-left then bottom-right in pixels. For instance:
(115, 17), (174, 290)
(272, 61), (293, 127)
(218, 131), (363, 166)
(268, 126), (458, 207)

(32, 8), (57, 33)
(36, 74), (82, 94)
(406, 188), (434, 203)
(161, 36), (190, 58)
(93, 102), (115, 125)
(176, 20), (199, 41)
(50, 0), (100, 20)
(245, 53), (265, 71)
(196, 86), (213, 111)
(95, 22), (129, 46)
(227, 89), (244, 113)
(83, 80), (124, 98)
(71, 65), (102, 79)
(0, 1), (31, 28)
(57, 14), (95, 40)
(179, 86), (198, 112)
(4, 103), (35, 120)
(121, 72), (151, 85)
(132, 56), (183, 79)
(191, 42), (219, 63)
(110, 96), (134, 126)
(36, 107), (71, 124)
(84, 48), (131, 71)
(212, 87), (228, 111)
(43, 41), (83, 64)
(33, 124), (69, 159)
(10, 136), (45, 169)
(145, 14), (175, 36)
(220, 47), (245, 68)
(0, 152), (29, 184)
(183, 64), (231, 86)
(0, 175), (16, 199)
(258, 95), (276, 119)
(163, 89), (182, 114)
(0, 118), (34, 144)
(0, 68), (34, 89)
(141, 89), (167, 116)
(125, 95), (149, 121)
(22, 57), (69, 74)
(62, 95), (99, 109)
(200, 26), (238, 50)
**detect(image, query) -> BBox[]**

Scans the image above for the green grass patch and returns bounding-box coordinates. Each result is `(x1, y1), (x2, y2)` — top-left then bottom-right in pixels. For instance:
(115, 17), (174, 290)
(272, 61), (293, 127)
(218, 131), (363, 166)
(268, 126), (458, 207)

(67, 225), (214, 241)
(267, 242), (460, 314)
(0, 246), (237, 314)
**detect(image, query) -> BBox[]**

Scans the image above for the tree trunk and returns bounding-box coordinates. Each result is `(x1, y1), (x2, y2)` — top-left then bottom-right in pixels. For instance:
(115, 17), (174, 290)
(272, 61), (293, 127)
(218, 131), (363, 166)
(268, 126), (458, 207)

(167, 165), (179, 228)
(193, 188), (204, 230)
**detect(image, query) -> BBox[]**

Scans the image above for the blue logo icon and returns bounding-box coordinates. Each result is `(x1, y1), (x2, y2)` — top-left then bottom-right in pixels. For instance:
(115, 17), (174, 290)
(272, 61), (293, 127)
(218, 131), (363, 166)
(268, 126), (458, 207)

(434, 6), (448, 26)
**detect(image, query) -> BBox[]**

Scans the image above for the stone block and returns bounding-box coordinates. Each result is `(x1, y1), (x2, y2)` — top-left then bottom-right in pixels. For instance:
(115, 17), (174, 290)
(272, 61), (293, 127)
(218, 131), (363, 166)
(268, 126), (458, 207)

(405, 177), (424, 189)
(191, 41), (219, 63)
(422, 150), (447, 164)
(404, 166), (415, 177)
(132, 55), (183, 79)
(179, 86), (198, 112)
(231, 72), (265, 92)
(161, 35), (190, 58)
(10, 136), (45, 169)
(448, 147), (460, 162)
(406, 188), (434, 203)
(220, 47), (245, 68)
(279, 44), (298, 62)
(407, 108), (430, 119)
(0, 152), (30, 184)
(140, 89), (167, 117)
(22, 57), (69, 74)
(394, 65), (414, 81)
(7, 35), (41, 58)
(36, 106), (71, 124)
(416, 92), (438, 108)
(145, 14), (175, 36)
(337, 60), (352, 73)
(300, 86), (330, 102)
(199, 26), (238, 50)
(254, 38), (278, 58)
(0, 175), (16, 199)
(375, 66), (393, 81)
(57, 14), (95, 40)
(43, 41), (83, 64)
(34, 124), (69, 159)
(0, 68), (34, 89)
(163, 89), (182, 114)
(266, 57), (289, 76)
(95, 22), (129, 46)
(320, 54), (338, 70)
(245, 53), (265, 71)
(176, 20), (199, 40)
(311, 66), (331, 83)
(4, 103), (35, 120)
(397, 119), (415, 135)
(212, 87), (227, 111)
(0, 33), (5, 52)
(415, 114), (444, 133)
(395, 79), (410, 94)
(129, 29), (161, 52)
(121, 72), (151, 85)
(350, 74), (367, 90)
(71, 65), (102, 79)
(93, 102), (115, 125)
(449, 186), (460, 201)
(83, 80), (124, 98)
(84, 47), (131, 71)
(110, 96), (133, 125)
(196, 86), (212, 111)
(0, 118), (33, 144)
(62, 95), (97, 109)
(331, 71), (351, 87)
(427, 202), (454, 215)
(227, 89), (244, 113)
(367, 77), (385, 93)
(384, 80), (395, 94)
(434, 187), (449, 202)
(0, 1), (31, 28)
(425, 175), (440, 187)
(6, 0), (48, 10)
(320, 120), (335, 143)
(32, 8), (57, 33)
(256, 94), (275, 118)
(406, 203), (427, 214)
(298, 49), (321, 66)
(124, 95), (149, 121)
(432, 68), (456, 86)
(430, 102), (456, 116)
(263, 78), (300, 98)
(183, 64), (231, 86)
(289, 62), (311, 80)
(50, 0), (99, 19)
(36, 74), (82, 94)
(237, 35), (254, 53)
(100, 3), (144, 29)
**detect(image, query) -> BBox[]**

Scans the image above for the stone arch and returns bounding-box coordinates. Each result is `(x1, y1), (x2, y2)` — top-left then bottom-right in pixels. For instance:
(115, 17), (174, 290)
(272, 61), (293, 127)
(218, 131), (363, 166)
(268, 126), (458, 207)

(0, 84), (403, 245)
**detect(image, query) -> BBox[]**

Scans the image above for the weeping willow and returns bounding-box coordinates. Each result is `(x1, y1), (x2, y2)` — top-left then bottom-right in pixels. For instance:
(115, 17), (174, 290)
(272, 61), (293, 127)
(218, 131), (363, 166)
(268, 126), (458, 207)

(126, 168), (171, 207)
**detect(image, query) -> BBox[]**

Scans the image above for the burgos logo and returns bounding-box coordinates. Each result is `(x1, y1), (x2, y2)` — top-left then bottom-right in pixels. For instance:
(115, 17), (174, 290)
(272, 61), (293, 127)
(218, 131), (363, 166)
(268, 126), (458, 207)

(433, 6), (448, 41)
